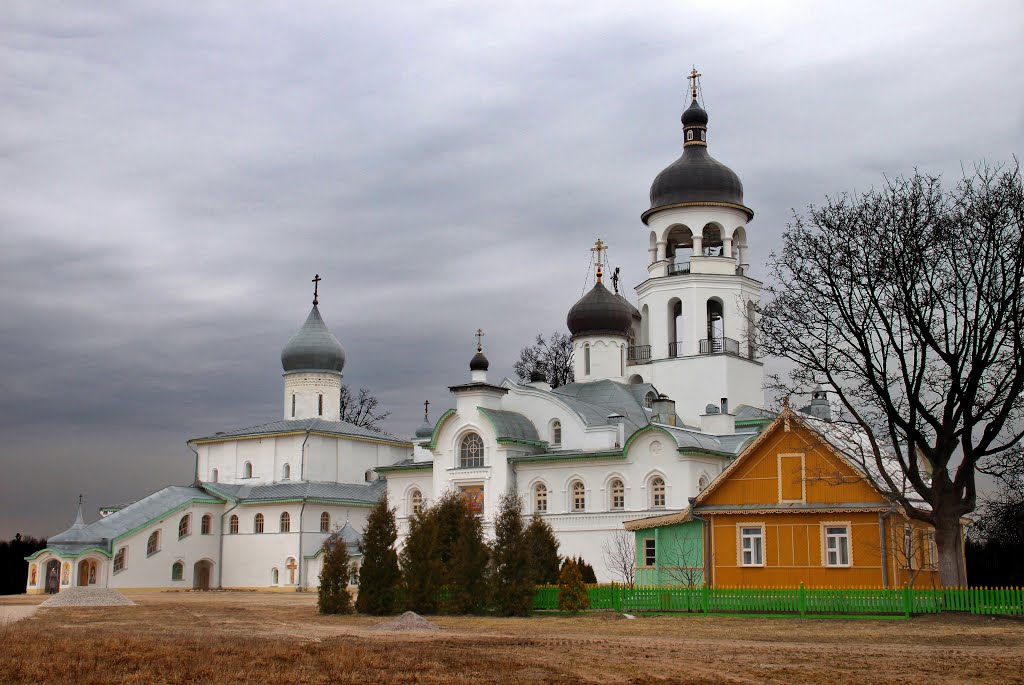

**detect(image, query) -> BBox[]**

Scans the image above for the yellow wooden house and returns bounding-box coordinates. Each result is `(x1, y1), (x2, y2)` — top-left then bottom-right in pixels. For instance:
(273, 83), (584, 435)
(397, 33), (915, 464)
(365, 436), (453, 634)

(692, 405), (960, 588)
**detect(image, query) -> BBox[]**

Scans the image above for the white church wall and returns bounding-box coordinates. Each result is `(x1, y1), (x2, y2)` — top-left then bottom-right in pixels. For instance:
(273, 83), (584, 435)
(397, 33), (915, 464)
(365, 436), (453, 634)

(305, 435), (411, 484)
(572, 335), (628, 384)
(501, 386), (619, 453)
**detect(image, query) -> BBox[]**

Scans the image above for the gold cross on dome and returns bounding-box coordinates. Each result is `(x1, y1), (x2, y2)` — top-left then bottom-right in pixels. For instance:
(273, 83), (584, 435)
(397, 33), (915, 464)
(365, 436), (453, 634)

(312, 273), (322, 305)
(689, 67), (701, 100)
(475, 328), (485, 352)
(591, 238), (608, 283)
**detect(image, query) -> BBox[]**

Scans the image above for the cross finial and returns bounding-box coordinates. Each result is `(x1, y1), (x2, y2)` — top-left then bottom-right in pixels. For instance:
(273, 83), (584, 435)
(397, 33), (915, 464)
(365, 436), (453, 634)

(78, 494), (82, 506)
(591, 238), (608, 283)
(423, 399), (430, 422)
(475, 328), (484, 352)
(311, 274), (322, 306)
(612, 266), (621, 294)
(689, 67), (701, 101)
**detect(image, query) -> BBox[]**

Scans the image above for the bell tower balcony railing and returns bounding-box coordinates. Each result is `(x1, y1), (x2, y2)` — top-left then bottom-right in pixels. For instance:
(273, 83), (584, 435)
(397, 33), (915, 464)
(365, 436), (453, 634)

(699, 336), (740, 355)
(667, 262), (691, 276)
(628, 337), (753, 366)
(627, 345), (652, 363)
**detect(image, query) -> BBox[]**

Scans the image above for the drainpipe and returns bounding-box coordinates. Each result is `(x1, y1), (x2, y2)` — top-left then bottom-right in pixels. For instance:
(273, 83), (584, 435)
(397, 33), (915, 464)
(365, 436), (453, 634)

(296, 500), (308, 591)
(688, 497), (710, 587)
(300, 430), (311, 481)
(188, 441), (199, 485)
(218, 500), (239, 589)
(879, 508), (893, 589)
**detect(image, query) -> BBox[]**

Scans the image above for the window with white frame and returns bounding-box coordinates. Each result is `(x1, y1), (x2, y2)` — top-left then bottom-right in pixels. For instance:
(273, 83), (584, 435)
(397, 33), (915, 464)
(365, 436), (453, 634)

(459, 432), (485, 468)
(644, 392), (656, 409)
(610, 479), (624, 510)
(147, 530), (160, 557)
(113, 547), (127, 573)
(571, 481), (586, 512)
(698, 475), (709, 491)
(584, 344), (591, 375)
(824, 525), (851, 566)
(410, 489), (423, 515)
(243, 461), (253, 479)
(740, 526), (764, 566)
(643, 538), (656, 567)
(280, 512), (291, 532)
(320, 511), (330, 533)
(229, 514), (239, 534)
(534, 483), (547, 513)
(283, 463), (291, 480)
(651, 477), (666, 508)
(211, 468), (218, 483)
(551, 420), (561, 446)
(254, 513), (265, 534)
(178, 514), (190, 539)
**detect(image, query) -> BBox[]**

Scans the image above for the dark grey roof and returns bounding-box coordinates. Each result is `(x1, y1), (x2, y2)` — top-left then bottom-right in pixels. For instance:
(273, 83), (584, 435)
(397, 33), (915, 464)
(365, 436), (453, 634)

(203, 479), (386, 504)
(281, 305), (345, 373)
(414, 420), (433, 439)
(479, 408), (541, 442)
(551, 379), (652, 436)
(192, 417), (405, 444)
(645, 100), (751, 222)
(734, 404), (776, 422)
(617, 294), (642, 320)
(337, 521), (362, 555)
(566, 281), (633, 338)
(469, 350), (489, 371)
(46, 486), (221, 555)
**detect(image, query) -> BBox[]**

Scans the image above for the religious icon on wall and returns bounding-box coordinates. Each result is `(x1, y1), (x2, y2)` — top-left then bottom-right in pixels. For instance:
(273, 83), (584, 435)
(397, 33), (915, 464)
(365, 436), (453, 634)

(459, 484), (484, 515)
(61, 562), (70, 584)
(29, 564), (37, 586)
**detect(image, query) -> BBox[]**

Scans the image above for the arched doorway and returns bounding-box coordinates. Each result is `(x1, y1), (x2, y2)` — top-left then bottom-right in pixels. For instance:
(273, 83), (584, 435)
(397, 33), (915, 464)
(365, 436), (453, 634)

(193, 560), (213, 591)
(45, 560), (60, 594)
(76, 559), (97, 586)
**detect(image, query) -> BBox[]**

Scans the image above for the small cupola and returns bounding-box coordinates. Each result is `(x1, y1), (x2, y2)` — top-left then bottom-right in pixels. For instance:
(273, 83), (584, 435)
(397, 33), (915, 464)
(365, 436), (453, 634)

(567, 240), (632, 383)
(469, 328), (489, 382)
(281, 275), (343, 421)
(414, 400), (433, 440)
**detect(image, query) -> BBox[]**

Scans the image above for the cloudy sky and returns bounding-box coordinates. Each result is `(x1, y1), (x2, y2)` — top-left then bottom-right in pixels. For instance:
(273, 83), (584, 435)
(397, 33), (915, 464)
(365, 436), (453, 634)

(1, 1), (1020, 537)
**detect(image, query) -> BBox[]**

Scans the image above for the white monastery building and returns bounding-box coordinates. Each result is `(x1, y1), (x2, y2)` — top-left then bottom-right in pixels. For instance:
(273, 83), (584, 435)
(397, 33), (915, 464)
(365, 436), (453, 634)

(27, 75), (786, 591)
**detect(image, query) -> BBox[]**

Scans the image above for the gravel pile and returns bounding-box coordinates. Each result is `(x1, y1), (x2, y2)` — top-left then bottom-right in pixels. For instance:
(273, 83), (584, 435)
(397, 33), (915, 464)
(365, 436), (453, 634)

(41, 587), (135, 607)
(371, 611), (440, 632)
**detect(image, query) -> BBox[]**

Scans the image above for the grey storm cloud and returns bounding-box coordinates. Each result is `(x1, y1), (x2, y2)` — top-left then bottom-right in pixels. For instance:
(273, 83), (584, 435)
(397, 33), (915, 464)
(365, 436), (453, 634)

(1, 1), (1021, 537)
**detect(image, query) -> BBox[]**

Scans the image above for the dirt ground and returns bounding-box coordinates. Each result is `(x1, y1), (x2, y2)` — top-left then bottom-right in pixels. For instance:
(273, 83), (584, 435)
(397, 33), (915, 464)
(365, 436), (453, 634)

(2, 591), (1022, 685)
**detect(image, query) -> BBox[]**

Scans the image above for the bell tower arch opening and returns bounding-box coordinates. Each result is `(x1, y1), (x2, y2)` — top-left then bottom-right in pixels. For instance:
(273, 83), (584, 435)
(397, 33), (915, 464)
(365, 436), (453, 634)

(665, 225), (693, 275)
(667, 297), (683, 357)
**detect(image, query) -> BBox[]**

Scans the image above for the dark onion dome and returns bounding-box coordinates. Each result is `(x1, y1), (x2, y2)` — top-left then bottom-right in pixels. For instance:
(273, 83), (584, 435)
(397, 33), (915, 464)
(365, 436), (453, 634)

(281, 305), (346, 373)
(567, 281), (633, 337)
(414, 420), (433, 439)
(469, 349), (489, 372)
(617, 293), (642, 320)
(642, 98), (753, 224)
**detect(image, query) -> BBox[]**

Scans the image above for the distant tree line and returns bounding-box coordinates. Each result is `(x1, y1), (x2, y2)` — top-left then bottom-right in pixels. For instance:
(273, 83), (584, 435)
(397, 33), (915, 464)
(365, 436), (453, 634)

(319, 491), (599, 616)
(966, 477), (1024, 587)
(0, 534), (47, 595)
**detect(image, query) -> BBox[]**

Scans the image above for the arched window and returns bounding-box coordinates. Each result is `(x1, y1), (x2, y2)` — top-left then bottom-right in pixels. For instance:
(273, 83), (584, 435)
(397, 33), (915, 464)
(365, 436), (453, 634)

(291, 394), (296, 417)
(459, 432), (485, 468)
(651, 476), (666, 509)
(88, 562), (96, 584)
(551, 420), (562, 446)
(272, 568), (279, 585)
(178, 514), (191, 539)
(534, 483), (548, 513)
(698, 475), (709, 491)
(706, 298), (724, 349)
(410, 489), (423, 515)
(282, 463), (291, 480)
(702, 223), (723, 256)
(113, 547), (127, 573)
(201, 514), (212, 535)
(364, 469), (374, 482)
(610, 479), (625, 510)
(746, 300), (757, 359)
(229, 514), (239, 534)
(686, 129), (694, 141)
(254, 513), (265, 534)
(571, 481), (586, 512)
(620, 345), (626, 376)
(644, 392), (656, 409)
(318, 394), (323, 416)
(146, 531), (160, 557)
(320, 512), (330, 533)
(171, 561), (184, 581)
(211, 468), (218, 483)
(243, 462), (253, 479)
(668, 298), (683, 357)
(280, 512), (291, 533)
(584, 344), (591, 375)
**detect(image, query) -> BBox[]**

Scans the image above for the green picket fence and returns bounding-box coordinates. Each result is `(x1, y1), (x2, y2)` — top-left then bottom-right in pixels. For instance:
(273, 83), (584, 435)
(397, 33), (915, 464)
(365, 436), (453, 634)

(532, 584), (1024, 617)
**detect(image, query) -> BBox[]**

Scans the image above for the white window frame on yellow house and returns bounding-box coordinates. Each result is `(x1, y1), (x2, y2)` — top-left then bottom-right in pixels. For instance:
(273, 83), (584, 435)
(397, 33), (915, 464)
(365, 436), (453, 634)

(738, 522), (765, 567)
(903, 525), (919, 570)
(925, 530), (938, 570)
(776, 452), (806, 503)
(820, 521), (853, 568)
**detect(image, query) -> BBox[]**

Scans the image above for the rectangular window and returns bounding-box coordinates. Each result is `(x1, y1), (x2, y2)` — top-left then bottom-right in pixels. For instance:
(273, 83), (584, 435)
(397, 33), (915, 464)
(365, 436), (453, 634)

(644, 538), (656, 567)
(824, 525), (851, 566)
(291, 394), (296, 417)
(318, 394), (323, 416)
(740, 526), (764, 566)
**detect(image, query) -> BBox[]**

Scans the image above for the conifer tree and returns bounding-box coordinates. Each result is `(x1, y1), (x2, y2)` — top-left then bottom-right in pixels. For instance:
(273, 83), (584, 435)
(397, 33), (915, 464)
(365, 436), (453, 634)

(565, 556), (597, 584)
(557, 558), (590, 614)
(491, 492), (534, 616)
(524, 512), (561, 585)
(355, 495), (400, 615)
(444, 502), (489, 614)
(399, 506), (443, 614)
(317, 529), (353, 614)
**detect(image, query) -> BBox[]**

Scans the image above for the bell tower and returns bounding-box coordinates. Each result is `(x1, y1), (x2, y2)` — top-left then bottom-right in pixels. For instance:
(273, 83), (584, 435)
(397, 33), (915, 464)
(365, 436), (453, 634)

(627, 71), (763, 428)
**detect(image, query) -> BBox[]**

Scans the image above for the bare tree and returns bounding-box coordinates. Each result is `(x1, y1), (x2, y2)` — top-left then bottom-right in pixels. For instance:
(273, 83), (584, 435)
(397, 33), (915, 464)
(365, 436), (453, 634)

(760, 163), (1024, 586)
(656, 527), (704, 587)
(513, 332), (575, 388)
(601, 529), (635, 587)
(339, 385), (391, 432)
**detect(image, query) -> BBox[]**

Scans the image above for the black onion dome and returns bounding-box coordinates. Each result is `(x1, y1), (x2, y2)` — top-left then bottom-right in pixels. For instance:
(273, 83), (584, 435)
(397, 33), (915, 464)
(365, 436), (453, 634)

(469, 351), (489, 372)
(414, 421), (433, 439)
(617, 294), (642, 320)
(281, 306), (346, 373)
(567, 281), (633, 337)
(681, 99), (708, 126)
(644, 99), (752, 223)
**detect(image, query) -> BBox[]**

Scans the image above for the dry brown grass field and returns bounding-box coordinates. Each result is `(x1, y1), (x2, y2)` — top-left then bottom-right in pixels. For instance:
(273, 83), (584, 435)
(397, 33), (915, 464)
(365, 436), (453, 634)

(2, 591), (1022, 684)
